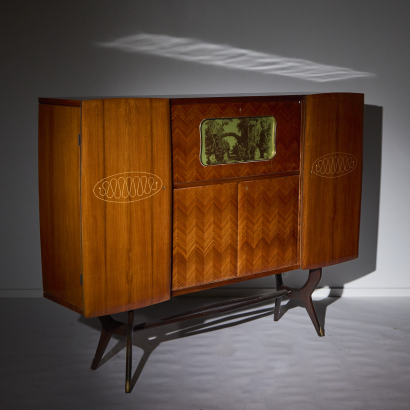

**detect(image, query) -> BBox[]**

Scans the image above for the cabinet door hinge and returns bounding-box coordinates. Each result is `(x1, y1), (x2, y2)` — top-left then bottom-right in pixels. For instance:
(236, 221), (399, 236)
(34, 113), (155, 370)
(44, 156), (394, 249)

(80, 274), (83, 285)
(78, 134), (81, 146)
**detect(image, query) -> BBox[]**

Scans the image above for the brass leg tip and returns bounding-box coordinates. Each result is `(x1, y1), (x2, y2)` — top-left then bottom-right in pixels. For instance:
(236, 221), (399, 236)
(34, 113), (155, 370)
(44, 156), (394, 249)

(319, 327), (325, 337)
(125, 381), (131, 393)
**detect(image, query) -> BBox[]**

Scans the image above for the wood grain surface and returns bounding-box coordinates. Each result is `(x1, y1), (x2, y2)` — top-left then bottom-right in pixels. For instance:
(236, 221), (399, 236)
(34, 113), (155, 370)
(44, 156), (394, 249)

(81, 99), (172, 317)
(301, 93), (364, 269)
(38, 103), (83, 313)
(171, 99), (301, 184)
(171, 265), (300, 296)
(172, 183), (238, 291)
(238, 176), (299, 276)
(38, 93), (364, 317)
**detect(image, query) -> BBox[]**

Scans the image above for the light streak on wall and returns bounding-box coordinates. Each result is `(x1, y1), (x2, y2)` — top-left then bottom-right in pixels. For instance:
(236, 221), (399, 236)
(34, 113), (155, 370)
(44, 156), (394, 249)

(98, 33), (374, 82)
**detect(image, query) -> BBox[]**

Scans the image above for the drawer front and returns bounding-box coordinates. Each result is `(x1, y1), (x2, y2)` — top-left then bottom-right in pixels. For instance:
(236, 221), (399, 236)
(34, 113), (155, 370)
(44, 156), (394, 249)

(171, 99), (301, 185)
(172, 183), (238, 291)
(238, 176), (299, 276)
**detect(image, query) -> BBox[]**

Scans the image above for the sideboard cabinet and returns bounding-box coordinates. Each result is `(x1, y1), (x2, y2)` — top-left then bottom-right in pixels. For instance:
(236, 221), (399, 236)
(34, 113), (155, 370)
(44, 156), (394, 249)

(38, 93), (363, 318)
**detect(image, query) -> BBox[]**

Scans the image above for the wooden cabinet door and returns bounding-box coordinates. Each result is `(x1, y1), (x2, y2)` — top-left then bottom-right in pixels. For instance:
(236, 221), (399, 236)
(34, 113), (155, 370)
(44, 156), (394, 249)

(301, 94), (363, 269)
(171, 98), (301, 185)
(238, 176), (299, 276)
(172, 183), (238, 291)
(81, 99), (172, 317)
(39, 103), (83, 313)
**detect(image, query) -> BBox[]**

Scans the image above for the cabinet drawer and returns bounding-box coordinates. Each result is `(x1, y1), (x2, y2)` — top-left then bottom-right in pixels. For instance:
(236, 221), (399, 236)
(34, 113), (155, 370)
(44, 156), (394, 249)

(238, 176), (299, 276)
(171, 98), (301, 185)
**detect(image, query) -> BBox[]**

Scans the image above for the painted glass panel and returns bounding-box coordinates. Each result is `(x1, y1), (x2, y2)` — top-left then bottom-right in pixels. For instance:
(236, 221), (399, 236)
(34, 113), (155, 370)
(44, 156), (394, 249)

(200, 116), (276, 166)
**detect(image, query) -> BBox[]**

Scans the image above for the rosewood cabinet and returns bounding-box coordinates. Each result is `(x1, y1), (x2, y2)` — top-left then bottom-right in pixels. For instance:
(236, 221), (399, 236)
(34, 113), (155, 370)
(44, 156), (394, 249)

(38, 93), (364, 318)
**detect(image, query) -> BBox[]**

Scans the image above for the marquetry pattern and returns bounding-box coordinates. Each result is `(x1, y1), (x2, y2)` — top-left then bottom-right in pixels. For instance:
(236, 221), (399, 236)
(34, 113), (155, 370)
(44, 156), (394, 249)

(238, 176), (299, 276)
(172, 100), (301, 184)
(312, 152), (357, 178)
(173, 183), (238, 290)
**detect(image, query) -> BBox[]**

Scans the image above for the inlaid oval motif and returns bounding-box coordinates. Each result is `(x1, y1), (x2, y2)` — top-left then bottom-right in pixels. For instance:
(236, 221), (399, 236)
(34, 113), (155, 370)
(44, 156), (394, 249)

(312, 152), (357, 178)
(93, 172), (163, 203)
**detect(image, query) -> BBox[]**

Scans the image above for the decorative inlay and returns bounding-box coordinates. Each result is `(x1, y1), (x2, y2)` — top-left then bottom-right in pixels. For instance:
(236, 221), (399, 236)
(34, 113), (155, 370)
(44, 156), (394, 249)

(93, 172), (163, 203)
(312, 152), (357, 178)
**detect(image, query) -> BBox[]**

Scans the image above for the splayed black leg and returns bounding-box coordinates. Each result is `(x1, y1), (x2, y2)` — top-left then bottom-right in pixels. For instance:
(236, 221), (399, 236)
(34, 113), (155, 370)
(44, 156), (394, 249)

(274, 273), (284, 321)
(91, 315), (126, 370)
(125, 310), (134, 393)
(276, 268), (324, 337)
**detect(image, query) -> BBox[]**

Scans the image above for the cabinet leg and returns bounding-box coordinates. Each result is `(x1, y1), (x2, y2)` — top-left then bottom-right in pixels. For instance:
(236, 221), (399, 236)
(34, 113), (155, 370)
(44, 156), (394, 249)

(91, 315), (126, 370)
(90, 289), (290, 392)
(274, 273), (284, 321)
(276, 268), (325, 337)
(125, 310), (134, 393)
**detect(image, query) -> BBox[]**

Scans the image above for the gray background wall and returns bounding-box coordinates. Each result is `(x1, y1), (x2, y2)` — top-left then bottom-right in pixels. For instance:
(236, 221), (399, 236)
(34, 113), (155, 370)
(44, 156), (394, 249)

(1, 0), (409, 297)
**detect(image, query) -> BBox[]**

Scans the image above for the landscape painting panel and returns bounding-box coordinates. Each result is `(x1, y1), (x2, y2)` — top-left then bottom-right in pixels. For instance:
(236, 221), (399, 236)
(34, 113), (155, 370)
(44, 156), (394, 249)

(200, 116), (276, 166)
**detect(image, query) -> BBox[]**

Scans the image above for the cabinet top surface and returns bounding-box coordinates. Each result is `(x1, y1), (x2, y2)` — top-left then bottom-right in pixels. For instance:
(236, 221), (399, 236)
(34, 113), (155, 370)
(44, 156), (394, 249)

(38, 92), (364, 107)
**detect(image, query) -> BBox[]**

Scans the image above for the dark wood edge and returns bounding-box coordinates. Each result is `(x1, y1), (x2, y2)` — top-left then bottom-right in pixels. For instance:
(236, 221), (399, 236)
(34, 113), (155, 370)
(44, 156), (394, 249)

(171, 265), (300, 296)
(171, 95), (306, 106)
(356, 99), (365, 262)
(39, 98), (82, 107)
(38, 94), (363, 107)
(305, 93), (364, 104)
(171, 93), (365, 106)
(43, 292), (84, 314)
(302, 255), (358, 270)
(173, 171), (300, 190)
(84, 297), (170, 318)
(299, 98), (307, 265)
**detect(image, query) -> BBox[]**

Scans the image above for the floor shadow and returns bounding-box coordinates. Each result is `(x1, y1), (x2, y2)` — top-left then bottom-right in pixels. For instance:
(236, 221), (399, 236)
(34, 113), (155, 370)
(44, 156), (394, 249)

(79, 286), (348, 392)
(277, 294), (343, 331)
(79, 297), (281, 391)
(128, 305), (276, 390)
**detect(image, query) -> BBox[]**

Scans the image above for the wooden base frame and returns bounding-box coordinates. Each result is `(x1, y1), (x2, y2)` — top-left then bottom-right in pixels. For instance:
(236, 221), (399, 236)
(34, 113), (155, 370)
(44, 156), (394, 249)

(274, 268), (325, 336)
(90, 270), (324, 393)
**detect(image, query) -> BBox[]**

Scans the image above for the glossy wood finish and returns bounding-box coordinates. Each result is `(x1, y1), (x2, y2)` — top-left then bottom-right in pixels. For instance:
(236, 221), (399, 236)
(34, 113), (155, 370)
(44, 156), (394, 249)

(172, 183), (238, 291)
(238, 176), (299, 276)
(301, 94), (364, 269)
(38, 93), (364, 320)
(171, 99), (301, 185)
(171, 265), (300, 296)
(173, 170), (300, 189)
(81, 99), (172, 317)
(38, 104), (83, 313)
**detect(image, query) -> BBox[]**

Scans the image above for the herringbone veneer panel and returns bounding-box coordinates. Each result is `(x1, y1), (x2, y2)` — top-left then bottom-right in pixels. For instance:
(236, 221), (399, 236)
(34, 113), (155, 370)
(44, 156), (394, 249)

(172, 183), (238, 290)
(238, 176), (299, 276)
(172, 100), (301, 184)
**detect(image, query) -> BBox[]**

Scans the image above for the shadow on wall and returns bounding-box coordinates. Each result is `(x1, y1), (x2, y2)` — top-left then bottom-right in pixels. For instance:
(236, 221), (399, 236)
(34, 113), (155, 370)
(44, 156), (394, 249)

(318, 104), (383, 288)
